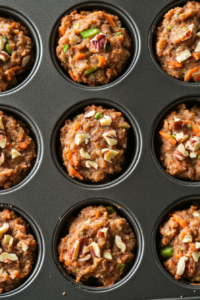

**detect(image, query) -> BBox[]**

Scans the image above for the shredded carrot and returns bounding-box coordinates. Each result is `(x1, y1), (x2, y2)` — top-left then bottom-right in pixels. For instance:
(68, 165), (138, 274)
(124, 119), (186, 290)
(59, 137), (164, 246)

(75, 53), (86, 60)
(172, 214), (187, 228)
(71, 10), (77, 15)
(65, 259), (71, 266)
(4, 184), (11, 189)
(59, 254), (64, 262)
(104, 14), (116, 27)
(12, 22), (16, 28)
(95, 212), (101, 218)
(159, 131), (176, 145)
(19, 140), (30, 149)
(184, 66), (200, 81)
(71, 167), (83, 180)
(5, 137), (11, 147)
(194, 74), (200, 81)
(98, 56), (106, 67)
(6, 66), (20, 81)
(59, 27), (65, 36)
(73, 123), (80, 131)
(192, 52), (200, 60)
(174, 249), (183, 262)
(67, 151), (74, 165)
(168, 60), (182, 68)
(184, 120), (192, 126)
(192, 124), (200, 136)
(69, 70), (76, 81)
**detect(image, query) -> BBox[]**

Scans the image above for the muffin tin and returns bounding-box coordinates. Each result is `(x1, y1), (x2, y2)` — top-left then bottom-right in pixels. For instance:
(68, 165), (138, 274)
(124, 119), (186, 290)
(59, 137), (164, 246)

(1, 0), (200, 299)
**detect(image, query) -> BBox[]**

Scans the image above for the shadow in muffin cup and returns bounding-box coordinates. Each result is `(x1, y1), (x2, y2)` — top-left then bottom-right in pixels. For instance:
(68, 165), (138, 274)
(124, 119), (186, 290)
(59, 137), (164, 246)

(0, 203), (44, 296)
(0, 6), (41, 95)
(152, 196), (200, 289)
(52, 198), (144, 292)
(0, 104), (43, 194)
(148, 0), (200, 86)
(50, 1), (140, 91)
(51, 98), (141, 189)
(151, 96), (200, 186)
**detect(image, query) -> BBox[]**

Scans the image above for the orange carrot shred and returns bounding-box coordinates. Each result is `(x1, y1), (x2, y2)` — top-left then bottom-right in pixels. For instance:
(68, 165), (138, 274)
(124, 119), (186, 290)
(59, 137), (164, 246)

(95, 212), (101, 218)
(19, 140), (30, 149)
(69, 70), (76, 81)
(104, 14), (116, 27)
(12, 22), (16, 28)
(192, 124), (200, 136)
(184, 66), (200, 81)
(192, 52), (200, 61)
(67, 151), (74, 165)
(172, 214), (187, 228)
(159, 131), (176, 145)
(75, 53), (86, 60)
(168, 60), (182, 68)
(98, 56), (106, 67)
(59, 27), (65, 36)
(71, 167), (83, 180)
(65, 259), (71, 266)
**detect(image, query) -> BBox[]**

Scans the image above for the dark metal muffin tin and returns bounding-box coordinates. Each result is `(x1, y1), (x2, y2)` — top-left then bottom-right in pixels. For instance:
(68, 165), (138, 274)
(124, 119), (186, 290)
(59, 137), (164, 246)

(1, 0), (200, 299)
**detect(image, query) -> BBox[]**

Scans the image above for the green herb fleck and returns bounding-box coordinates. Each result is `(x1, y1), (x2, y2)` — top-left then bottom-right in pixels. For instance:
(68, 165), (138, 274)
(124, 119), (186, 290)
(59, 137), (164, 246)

(182, 26), (186, 29)
(75, 115), (79, 119)
(94, 263), (97, 268)
(119, 263), (125, 270)
(183, 69), (186, 72)
(81, 231), (85, 236)
(168, 26), (172, 30)
(4, 36), (7, 40)
(94, 112), (102, 120)
(187, 123), (192, 128)
(117, 32), (122, 36)
(177, 12), (180, 15)
(197, 153), (200, 159)
(63, 44), (69, 53)
(77, 269), (79, 272)
(80, 28), (100, 39)
(106, 206), (116, 214)
(171, 134), (175, 139)
(127, 51), (131, 57)
(170, 157), (173, 160)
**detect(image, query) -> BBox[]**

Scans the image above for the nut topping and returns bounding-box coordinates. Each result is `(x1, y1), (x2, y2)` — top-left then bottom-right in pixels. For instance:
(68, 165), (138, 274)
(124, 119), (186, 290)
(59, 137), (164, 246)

(80, 148), (91, 159)
(79, 237), (87, 256)
(192, 252), (200, 262)
(3, 235), (13, 245)
(79, 254), (91, 262)
(115, 235), (126, 252)
(0, 268), (3, 275)
(196, 242), (200, 249)
(86, 160), (98, 169)
(21, 55), (30, 68)
(100, 116), (112, 126)
(175, 132), (189, 143)
(0, 153), (4, 166)
(10, 149), (21, 159)
(0, 138), (6, 148)
(173, 118), (183, 130)
(75, 133), (90, 145)
(0, 223), (9, 239)
(0, 37), (6, 51)
(182, 234), (192, 243)
(193, 211), (200, 217)
(176, 256), (188, 275)
(91, 33), (107, 51)
(0, 117), (4, 130)
(101, 149), (119, 163)
(17, 241), (28, 252)
(89, 242), (101, 258)
(103, 249), (112, 260)
(195, 41), (200, 53)
(0, 51), (10, 62)
(70, 35), (81, 46)
(84, 110), (95, 118)
(185, 136), (200, 151)
(173, 143), (188, 160)
(69, 240), (80, 261)
(103, 130), (117, 146)
(98, 228), (108, 238)
(0, 253), (18, 262)
(176, 50), (191, 63)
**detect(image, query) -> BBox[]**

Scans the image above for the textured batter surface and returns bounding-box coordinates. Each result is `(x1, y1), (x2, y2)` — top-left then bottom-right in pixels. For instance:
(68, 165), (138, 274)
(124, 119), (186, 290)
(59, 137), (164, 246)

(156, 1), (200, 82)
(56, 10), (132, 86)
(0, 17), (34, 92)
(58, 205), (136, 286)
(0, 111), (36, 189)
(0, 209), (37, 293)
(60, 105), (130, 183)
(159, 104), (200, 181)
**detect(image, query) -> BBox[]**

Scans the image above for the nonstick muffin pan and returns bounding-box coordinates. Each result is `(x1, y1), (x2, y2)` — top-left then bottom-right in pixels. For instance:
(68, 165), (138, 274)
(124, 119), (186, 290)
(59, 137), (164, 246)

(2, 0), (200, 299)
